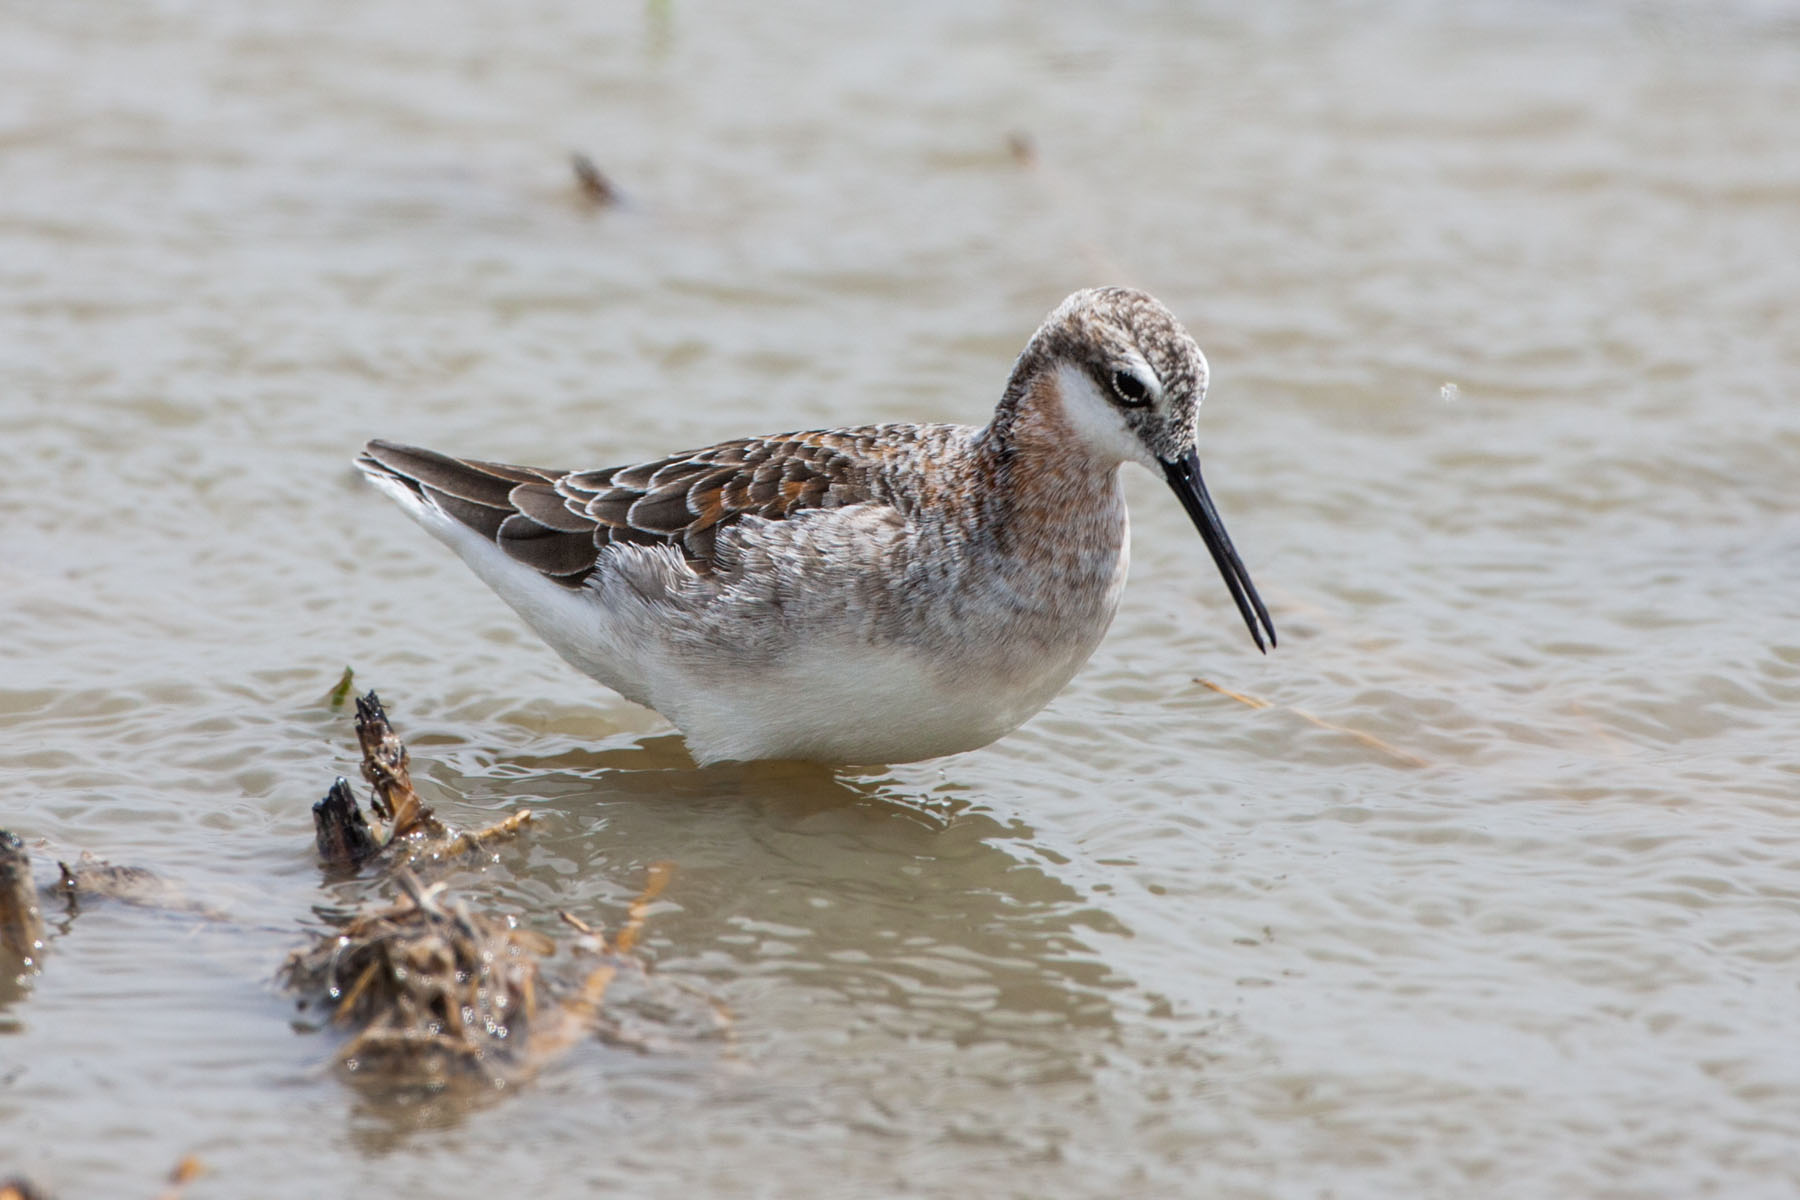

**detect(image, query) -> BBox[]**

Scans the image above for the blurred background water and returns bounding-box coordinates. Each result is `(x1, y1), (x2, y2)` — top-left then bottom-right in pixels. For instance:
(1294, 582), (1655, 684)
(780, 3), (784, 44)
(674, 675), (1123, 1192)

(2, 1), (1798, 1196)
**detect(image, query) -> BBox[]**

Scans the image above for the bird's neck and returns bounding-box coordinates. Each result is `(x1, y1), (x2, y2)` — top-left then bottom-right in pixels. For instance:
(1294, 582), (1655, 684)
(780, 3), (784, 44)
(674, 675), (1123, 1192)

(970, 369), (1128, 563)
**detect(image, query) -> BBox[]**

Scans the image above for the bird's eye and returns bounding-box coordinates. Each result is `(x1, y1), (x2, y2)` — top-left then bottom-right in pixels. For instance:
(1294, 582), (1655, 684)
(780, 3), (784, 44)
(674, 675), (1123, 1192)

(1110, 370), (1152, 407)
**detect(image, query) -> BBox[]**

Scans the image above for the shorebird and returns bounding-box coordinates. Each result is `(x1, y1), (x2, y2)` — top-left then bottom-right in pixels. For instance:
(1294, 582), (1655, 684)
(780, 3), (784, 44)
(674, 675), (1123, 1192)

(357, 287), (1275, 765)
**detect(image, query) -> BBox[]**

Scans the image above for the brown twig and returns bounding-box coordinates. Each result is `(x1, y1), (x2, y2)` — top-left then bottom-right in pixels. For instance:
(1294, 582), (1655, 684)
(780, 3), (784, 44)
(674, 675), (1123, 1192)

(614, 860), (673, 956)
(154, 1155), (206, 1200)
(571, 153), (620, 207)
(1196, 678), (1431, 768)
(534, 861), (678, 1059)
(423, 810), (535, 862)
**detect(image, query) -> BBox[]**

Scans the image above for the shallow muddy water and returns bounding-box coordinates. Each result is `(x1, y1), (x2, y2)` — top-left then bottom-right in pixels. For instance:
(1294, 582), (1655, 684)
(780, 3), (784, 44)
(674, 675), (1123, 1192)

(3, 1), (1799, 1196)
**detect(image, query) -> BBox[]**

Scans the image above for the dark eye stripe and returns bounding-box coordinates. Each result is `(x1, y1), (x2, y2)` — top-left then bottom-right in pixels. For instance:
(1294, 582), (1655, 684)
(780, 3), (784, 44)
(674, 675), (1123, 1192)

(1109, 369), (1152, 407)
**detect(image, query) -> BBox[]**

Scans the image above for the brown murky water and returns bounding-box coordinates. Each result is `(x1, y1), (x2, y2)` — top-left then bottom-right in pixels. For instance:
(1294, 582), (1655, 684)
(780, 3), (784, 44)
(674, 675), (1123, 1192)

(4, 2), (1799, 1196)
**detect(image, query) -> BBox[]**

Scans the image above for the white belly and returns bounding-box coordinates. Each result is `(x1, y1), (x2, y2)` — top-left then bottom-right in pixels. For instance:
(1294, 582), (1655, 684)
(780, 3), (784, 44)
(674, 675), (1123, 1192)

(658, 639), (1095, 766)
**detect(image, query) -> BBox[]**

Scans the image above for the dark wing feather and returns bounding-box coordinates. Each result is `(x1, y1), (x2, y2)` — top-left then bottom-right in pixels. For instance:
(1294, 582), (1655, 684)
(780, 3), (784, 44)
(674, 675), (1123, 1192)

(358, 429), (898, 588)
(626, 485), (698, 534)
(359, 440), (560, 542)
(509, 482), (594, 532)
(496, 512), (601, 579)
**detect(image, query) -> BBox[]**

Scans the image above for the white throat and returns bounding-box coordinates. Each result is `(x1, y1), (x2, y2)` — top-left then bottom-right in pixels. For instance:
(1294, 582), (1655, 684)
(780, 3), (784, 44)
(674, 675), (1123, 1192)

(1052, 362), (1160, 471)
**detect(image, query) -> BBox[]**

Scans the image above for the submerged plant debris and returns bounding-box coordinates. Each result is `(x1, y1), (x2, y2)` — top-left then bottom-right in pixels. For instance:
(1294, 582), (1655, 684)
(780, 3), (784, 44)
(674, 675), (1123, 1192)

(312, 692), (531, 870)
(0, 830), (44, 972)
(281, 862), (692, 1091)
(56, 854), (188, 910)
(1195, 677), (1430, 768)
(4, 683), (725, 1121)
(2, 833), (219, 979)
(50, 851), (230, 923)
(283, 868), (558, 1088)
(288, 689), (725, 1093)
(2, 835), (224, 982)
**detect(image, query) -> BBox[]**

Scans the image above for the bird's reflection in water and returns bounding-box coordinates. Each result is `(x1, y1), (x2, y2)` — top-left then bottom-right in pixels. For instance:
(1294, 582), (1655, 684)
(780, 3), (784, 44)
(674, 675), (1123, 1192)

(497, 733), (1129, 1024)
(343, 730), (1135, 1143)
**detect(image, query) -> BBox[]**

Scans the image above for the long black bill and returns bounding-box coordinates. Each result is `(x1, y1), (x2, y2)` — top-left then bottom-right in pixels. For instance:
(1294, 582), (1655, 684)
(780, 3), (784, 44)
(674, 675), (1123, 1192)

(1160, 449), (1277, 653)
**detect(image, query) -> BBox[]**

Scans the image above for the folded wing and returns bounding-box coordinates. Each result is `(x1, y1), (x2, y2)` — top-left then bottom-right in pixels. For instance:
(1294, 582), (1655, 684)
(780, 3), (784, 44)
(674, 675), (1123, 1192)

(357, 430), (892, 587)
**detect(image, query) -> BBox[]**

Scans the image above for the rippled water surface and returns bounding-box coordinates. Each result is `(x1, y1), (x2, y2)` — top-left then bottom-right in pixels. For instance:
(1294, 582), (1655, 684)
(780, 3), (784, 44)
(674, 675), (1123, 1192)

(4, 2), (1799, 1195)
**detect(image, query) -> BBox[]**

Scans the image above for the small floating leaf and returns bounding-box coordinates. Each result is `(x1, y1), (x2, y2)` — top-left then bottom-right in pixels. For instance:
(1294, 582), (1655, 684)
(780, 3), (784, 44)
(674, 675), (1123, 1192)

(327, 666), (356, 709)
